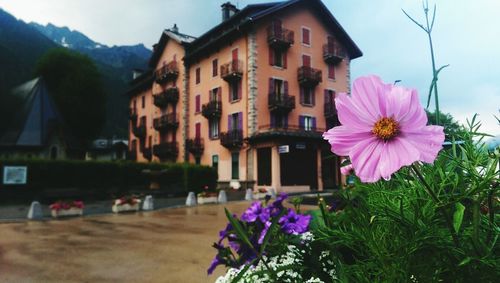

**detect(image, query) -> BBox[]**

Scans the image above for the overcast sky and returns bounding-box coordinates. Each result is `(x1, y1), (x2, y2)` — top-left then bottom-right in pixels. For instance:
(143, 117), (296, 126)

(1, 0), (498, 135)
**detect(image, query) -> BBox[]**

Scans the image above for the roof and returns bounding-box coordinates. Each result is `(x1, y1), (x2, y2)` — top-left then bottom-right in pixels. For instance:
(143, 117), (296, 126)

(185, 0), (362, 62)
(127, 69), (153, 96)
(148, 27), (197, 68)
(0, 77), (65, 148)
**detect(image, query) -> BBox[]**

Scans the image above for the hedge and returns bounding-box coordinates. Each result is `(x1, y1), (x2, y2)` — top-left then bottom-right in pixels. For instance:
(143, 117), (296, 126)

(0, 159), (217, 197)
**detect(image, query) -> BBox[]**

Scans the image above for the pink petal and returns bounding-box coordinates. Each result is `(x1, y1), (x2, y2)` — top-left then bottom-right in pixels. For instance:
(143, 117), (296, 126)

(350, 137), (384, 183)
(378, 137), (421, 180)
(403, 125), (445, 163)
(397, 89), (428, 131)
(323, 126), (373, 156)
(340, 164), (354, 176)
(351, 75), (392, 119)
(335, 93), (375, 130)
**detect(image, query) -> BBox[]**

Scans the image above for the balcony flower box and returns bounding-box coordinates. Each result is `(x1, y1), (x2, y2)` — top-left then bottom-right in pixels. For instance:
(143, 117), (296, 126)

(50, 201), (84, 218)
(197, 192), (218, 204)
(112, 196), (141, 213)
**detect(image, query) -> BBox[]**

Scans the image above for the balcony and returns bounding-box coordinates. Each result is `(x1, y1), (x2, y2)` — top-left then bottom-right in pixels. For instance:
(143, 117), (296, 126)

(202, 100), (222, 119)
(323, 43), (346, 65)
(268, 93), (295, 114)
(221, 60), (243, 82)
(133, 124), (146, 139)
(153, 113), (179, 132)
(129, 108), (137, 121)
(220, 129), (244, 149)
(186, 138), (204, 157)
(153, 87), (179, 108)
(152, 142), (179, 160)
(142, 147), (152, 161)
(298, 66), (322, 87)
(324, 101), (337, 119)
(154, 61), (179, 84)
(248, 125), (326, 143)
(267, 25), (294, 50)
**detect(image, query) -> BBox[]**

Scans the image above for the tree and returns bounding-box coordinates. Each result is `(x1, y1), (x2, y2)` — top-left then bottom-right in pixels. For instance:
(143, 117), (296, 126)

(34, 48), (106, 144)
(426, 109), (465, 141)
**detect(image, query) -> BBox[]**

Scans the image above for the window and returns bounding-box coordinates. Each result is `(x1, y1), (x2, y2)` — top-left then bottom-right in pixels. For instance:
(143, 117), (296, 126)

(195, 95), (201, 113)
(271, 113), (287, 128)
(210, 87), (221, 101)
(302, 27), (311, 46)
(301, 86), (314, 105)
(195, 122), (201, 139)
(231, 152), (239, 179)
(195, 67), (201, 84)
(230, 81), (240, 102)
(209, 119), (219, 139)
(270, 49), (287, 68)
(230, 113), (240, 131)
(212, 155), (219, 170)
(299, 115), (316, 131)
(141, 96), (145, 108)
(274, 79), (283, 95)
(328, 64), (335, 80)
(212, 59), (218, 77)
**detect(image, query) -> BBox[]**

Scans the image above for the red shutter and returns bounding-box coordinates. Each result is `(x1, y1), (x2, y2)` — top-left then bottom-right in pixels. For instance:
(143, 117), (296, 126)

(196, 68), (200, 84)
(302, 55), (311, 67)
(195, 95), (200, 112)
(283, 52), (287, 69)
(302, 28), (310, 45)
(269, 78), (274, 94)
(273, 19), (282, 37)
(328, 64), (335, 80)
(232, 49), (238, 60)
(195, 123), (201, 139)
(238, 81), (242, 100)
(213, 59), (218, 77)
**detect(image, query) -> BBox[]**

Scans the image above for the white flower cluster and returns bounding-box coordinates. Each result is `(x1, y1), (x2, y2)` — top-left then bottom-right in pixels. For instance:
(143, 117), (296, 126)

(215, 232), (337, 283)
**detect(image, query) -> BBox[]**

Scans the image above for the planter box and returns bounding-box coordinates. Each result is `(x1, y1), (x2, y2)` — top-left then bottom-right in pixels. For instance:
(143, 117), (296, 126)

(112, 202), (140, 213)
(51, 207), (83, 218)
(197, 196), (218, 204)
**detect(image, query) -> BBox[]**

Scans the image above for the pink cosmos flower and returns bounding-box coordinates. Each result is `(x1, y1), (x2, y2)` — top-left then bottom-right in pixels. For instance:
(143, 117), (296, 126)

(323, 75), (444, 183)
(340, 164), (354, 176)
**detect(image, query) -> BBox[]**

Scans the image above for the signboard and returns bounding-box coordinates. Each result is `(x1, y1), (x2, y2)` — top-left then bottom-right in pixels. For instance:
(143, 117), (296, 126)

(296, 143), (306, 149)
(3, 166), (28, 185)
(278, 145), (289, 154)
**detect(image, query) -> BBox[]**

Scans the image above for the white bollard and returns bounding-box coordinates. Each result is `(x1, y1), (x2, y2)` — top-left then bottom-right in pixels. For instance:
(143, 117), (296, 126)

(245, 189), (253, 201)
(27, 201), (43, 220)
(218, 190), (227, 203)
(186, 192), (197, 206)
(142, 195), (154, 211)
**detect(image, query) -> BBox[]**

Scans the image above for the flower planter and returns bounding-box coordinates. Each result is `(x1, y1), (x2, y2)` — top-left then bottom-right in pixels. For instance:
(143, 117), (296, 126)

(197, 196), (218, 204)
(112, 200), (140, 213)
(51, 207), (83, 218)
(253, 192), (267, 200)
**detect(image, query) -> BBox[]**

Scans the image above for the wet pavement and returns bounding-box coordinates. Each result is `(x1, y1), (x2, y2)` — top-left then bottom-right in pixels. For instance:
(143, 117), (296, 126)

(0, 201), (253, 283)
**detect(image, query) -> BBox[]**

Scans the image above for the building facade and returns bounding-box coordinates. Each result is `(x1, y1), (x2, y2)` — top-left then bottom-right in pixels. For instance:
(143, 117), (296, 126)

(128, 0), (362, 192)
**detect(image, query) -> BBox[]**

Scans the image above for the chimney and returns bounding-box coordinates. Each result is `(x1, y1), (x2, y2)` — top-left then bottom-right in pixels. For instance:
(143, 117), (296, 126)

(221, 2), (239, 21)
(171, 23), (179, 34)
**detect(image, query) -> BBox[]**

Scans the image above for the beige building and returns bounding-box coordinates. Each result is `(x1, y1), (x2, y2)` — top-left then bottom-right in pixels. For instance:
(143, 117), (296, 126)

(128, 0), (362, 192)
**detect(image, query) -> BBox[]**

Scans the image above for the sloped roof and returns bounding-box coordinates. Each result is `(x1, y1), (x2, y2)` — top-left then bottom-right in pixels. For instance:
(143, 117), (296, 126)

(148, 28), (197, 68)
(0, 77), (64, 147)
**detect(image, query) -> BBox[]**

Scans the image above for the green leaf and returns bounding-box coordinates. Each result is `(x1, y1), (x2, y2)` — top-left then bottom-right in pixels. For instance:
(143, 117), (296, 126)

(453, 202), (465, 233)
(224, 208), (254, 252)
(260, 208), (287, 254)
(458, 257), (471, 267)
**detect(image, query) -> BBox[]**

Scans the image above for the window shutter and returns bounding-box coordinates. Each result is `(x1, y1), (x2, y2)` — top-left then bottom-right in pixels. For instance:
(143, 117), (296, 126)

(213, 59), (218, 77)
(195, 95), (200, 112)
(269, 78), (275, 94)
(238, 112), (243, 131)
(302, 55), (311, 67)
(312, 117), (317, 131)
(228, 114), (232, 131)
(302, 28), (310, 45)
(284, 81), (289, 95)
(195, 123), (201, 139)
(324, 89), (329, 104)
(299, 115), (305, 129)
(273, 19), (282, 36)
(311, 88), (315, 106)
(300, 87), (304, 104)
(232, 48), (238, 60)
(270, 114), (276, 128)
(328, 64), (335, 80)
(238, 81), (242, 100)
(208, 120), (212, 139)
(283, 52), (287, 69)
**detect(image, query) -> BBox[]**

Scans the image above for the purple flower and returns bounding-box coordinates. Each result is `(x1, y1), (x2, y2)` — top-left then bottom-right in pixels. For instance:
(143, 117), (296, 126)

(207, 255), (223, 275)
(279, 209), (311, 235)
(241, 201), (270, 223)
(323, 75), (444, 182)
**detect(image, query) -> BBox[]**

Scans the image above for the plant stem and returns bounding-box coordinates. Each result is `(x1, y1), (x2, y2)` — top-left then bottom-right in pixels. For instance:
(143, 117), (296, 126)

(410, 164), (460, 247)
(424, 6), (441, 125)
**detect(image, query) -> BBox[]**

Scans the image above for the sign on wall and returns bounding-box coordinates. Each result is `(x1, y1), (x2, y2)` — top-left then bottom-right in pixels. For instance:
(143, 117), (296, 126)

(3, 166), (28, 185)
(278, 145), (289, 154)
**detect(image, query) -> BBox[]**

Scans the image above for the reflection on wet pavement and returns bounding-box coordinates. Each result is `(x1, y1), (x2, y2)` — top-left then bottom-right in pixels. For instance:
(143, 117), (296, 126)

(0, 202), (251, 283)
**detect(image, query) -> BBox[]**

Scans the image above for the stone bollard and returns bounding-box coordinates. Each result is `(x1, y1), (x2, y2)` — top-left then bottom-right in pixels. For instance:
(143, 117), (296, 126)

(268, 187), (277, 199)
(142, 195), (154, 211)
(186, 192), (197, 206)
(27, 201), (43, 220)
(218, 190), (227, 204)
(245, 189), (253, 201)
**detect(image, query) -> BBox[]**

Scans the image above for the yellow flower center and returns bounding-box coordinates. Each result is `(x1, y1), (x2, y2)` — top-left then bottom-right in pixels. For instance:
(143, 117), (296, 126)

(372, 117), (399, 140)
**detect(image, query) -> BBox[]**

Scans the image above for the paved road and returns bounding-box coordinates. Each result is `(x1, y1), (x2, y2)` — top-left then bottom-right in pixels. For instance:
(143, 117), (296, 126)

(0, 201), (253, 283)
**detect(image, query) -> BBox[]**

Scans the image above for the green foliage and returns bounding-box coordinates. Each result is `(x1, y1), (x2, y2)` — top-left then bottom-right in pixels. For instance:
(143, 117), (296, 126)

(34, 48), (106, 143)
(0, 159), (217, 196)
(426, 109), (465, 140)
(315, 120), (499, 282)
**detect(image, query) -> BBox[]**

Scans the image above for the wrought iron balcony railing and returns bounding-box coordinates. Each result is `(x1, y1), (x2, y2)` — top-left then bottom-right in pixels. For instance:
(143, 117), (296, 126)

(201, 100), (222, 119)
(323, 43), (346, 65)
(220, 129), (244, 149)
(152, 141), (179, 160)
(268, 93), (295, 113)
(153, 113), (179, 132)
(186, 138), (204, 157)
(221, 59), (243, 82)
(297, 66), (322, 86)
(154, 60), (179, 84)
(267, 25), (294, 50)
